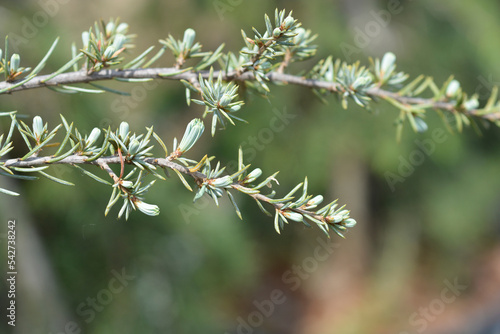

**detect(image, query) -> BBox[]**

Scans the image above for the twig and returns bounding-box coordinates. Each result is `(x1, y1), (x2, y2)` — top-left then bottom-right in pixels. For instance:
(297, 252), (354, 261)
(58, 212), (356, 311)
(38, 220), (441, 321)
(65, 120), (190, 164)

(0, 68), (498, 122)
(2, 153), (337, 225)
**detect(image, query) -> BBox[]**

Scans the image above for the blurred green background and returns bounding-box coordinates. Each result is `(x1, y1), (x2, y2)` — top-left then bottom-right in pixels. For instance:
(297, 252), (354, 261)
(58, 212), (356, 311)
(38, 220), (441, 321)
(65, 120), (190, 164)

(1, 0), (500, 333)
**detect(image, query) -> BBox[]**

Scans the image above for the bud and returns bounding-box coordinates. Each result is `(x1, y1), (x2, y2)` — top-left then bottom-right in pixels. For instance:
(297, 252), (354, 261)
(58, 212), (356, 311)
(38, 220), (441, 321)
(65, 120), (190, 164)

(332, 210), (350, 223)
(183, 28), (196, 50)
(103, 46), (116, 59)
(282, 210), (303, 222)
(119, 122), (129, 139)
(128, 139), (140, 155)
(283, 16), (295, 30)
(9, 54), (20, 73)
(32, 116), (44, 141)
(272, 27), (282, 38)
(105, 21), (115, 36)
(343, 218), (357, 228)
(245, 168), (262, 183)
(120, 180), (134, 189)
(464, 97), (479, 110)
(116, 23), (129, 34)
(414, 117), (428, 133)
(306, 195), (324, 208)
(212, 175), (233, 187)
(86, 127), (101, 146)
(229, 105), (241, 113)
(446, 80), (460, 97)
(135, 200), (160, 216)
(178, 118), (204, 153)
(293, 27), (306, 44)
(381, 52), (396, 77)
(218, 94), (232, 108)
(81, 31), (90, 48)
(112, 34), (127, 50)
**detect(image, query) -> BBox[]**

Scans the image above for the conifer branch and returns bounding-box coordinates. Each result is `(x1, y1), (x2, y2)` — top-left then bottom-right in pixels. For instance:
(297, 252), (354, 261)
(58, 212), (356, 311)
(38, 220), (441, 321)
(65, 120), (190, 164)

(1, 69), (498, 123)
(1, 9), (499, 234)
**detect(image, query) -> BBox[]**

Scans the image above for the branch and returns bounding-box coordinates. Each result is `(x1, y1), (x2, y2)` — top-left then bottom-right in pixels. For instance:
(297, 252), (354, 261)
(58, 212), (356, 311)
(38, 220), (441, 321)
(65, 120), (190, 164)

(1, 68), (498, 124)
(1, 12), (498, 136)
(0, 114), (355, 235)
(2, 154), (193, 175)
(1, 11), (498, 233)
(1, 152), (354, 236)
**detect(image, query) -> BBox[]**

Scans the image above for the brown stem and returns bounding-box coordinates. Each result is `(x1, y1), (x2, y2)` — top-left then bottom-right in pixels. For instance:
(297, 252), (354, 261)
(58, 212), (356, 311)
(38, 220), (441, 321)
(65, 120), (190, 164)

(2, 153), (334, 225)
(276, 49), (293, 74)
(0, 68), (499, 122)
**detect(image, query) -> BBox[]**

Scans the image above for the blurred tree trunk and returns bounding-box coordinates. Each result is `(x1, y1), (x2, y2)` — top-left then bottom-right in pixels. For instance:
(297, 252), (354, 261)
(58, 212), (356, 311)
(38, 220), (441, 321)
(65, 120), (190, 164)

(0, 178), (73, 333)
(300, 154), (370, 333)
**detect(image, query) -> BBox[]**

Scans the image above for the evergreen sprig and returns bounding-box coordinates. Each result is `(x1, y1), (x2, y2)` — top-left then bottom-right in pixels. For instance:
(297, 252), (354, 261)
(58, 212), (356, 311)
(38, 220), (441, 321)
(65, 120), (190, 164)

(2, 8), (500, 236)
(0, 112), (355, 236)
(0, 11), (498, 134)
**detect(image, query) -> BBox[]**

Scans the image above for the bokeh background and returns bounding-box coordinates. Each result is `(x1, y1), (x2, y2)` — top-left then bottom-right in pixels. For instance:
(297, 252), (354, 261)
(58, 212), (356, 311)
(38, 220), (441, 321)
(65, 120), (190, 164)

(1, 0), (500, 333)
